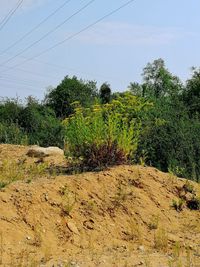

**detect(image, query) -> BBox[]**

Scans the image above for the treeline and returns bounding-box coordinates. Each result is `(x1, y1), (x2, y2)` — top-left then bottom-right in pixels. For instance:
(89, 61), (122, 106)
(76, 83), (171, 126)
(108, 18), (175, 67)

(1, 59), (200, 181)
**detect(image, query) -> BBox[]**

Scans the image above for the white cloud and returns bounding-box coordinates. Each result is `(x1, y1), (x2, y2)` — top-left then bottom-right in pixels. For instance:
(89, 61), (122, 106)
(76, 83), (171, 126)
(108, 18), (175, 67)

(75, 21), (194, 46)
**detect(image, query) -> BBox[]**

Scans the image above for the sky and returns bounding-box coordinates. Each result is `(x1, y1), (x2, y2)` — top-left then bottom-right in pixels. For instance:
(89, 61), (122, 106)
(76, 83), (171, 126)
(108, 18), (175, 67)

(0, 0), (199, 99)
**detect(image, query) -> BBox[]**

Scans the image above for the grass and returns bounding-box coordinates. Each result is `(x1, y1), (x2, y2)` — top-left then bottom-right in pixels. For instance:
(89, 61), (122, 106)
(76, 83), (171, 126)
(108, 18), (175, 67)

(172, 198), (185, 212)
(0, 159), (51, 189)
(148, 215), (159, 230)
(60, 185), (77, 216)
(154, 228), (168, 252)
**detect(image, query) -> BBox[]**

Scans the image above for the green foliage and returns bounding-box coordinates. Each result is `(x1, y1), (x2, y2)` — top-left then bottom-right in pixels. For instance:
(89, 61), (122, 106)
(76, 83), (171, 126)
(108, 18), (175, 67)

(1, 60), (200, 183)
(187, 196), (200, 210)
(0, 98), (23, 123)
(99, 82), (111, 104)
(0, 96), (65, 147)
(0, 159), (49, 187)
(0, 122), (28, 145)
(183, 67), (200, 115)
(63, 95), (143, 170)
(142, 58), (182, 98)
(172, 199), (185, 212)
(137, 93), (200, 181)
(128, 82), (145, 97)
(18, 97), (64, 147)
(45, 76), (98, 118)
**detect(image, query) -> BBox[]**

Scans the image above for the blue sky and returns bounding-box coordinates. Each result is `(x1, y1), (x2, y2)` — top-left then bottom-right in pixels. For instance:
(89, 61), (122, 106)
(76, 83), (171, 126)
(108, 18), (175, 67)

(0, 0), (199, 99)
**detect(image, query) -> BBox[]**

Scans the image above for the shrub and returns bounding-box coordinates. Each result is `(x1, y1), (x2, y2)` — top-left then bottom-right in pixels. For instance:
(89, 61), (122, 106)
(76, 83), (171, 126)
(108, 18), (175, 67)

(172, 198), (185, 212)
(187, 197), (200, 210)
(63, 98), (142, 170)
(0, 122), (28, 145)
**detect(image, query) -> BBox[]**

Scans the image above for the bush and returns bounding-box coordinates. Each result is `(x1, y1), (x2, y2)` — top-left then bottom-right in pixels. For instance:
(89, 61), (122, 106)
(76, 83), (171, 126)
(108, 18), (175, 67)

(187, 197), (200, 210)
(63, 99), (141, 170)
(0, 122), (28, 145)
(18, 98), (65, 147)
(137, 96), (200, 181)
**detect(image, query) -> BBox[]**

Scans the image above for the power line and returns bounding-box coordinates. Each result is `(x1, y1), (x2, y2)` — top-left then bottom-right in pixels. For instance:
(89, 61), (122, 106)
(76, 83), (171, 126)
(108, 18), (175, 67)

(0, 5), (15, 26)
(0, 0), (73, 56)
(0, 0), (96, 66)
(0, 56), (124, 84)
(0, 73), (49, 87)
(0, 81), (43, 93)
(0, 0), (136, 73)
(0, 77), (45, 88)
(0, 0), (24, 32)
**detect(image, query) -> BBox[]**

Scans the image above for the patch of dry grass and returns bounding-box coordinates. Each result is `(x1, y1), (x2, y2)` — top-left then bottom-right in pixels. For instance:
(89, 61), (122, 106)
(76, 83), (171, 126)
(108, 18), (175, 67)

(0, 159), (50, 189)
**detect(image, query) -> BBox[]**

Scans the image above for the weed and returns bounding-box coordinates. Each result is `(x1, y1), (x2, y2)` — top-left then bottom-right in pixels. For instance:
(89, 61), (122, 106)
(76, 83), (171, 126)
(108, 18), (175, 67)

(172, 199), (185, 212)
(0, 159), (49, 188)
(32, 225), (43, 247)
(113, 184), (130, 207)
(0, 181), (7, 190)
(167, 172), (178, 186)
(148, 214), (159, 230)
(123, 219), (142, 242)
(168, 165), (185, 178)
(154, 228), (168, 252)
(60, 185), (77, 216)
(64, 101), (140, 170)
(86, 199), (98, 213)
(139, 150), (148, 167)
(183, 180), (194, 194)
(172, 241), (182, 259)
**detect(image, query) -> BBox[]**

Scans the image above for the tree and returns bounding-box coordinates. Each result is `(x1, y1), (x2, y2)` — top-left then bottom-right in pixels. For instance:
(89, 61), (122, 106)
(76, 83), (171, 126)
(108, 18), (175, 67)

(18, 97), (64, 147)
(99, 82), (111, 104)
(128, 82), (146, 97)
(183, 68), (200, 115)
(45, 76), (98, 118)
(142, 58), (182, 98)
(0, 97), (22, 123)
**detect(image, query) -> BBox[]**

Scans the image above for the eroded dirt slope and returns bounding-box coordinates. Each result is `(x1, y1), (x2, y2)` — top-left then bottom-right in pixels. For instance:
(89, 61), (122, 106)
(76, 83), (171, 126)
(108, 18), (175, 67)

(0, 145), (200, 267)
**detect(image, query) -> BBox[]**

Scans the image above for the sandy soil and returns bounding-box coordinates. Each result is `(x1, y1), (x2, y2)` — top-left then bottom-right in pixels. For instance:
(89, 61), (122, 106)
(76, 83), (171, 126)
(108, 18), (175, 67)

(0, 144), (200, 266)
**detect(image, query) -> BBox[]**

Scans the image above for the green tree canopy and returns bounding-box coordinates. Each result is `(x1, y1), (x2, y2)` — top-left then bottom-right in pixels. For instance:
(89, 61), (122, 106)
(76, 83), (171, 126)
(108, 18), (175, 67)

(99, 82), (111, 104)
(142, 58), (182, 98)
(45, 76), (98, 118)
(183, 68), (200, 115)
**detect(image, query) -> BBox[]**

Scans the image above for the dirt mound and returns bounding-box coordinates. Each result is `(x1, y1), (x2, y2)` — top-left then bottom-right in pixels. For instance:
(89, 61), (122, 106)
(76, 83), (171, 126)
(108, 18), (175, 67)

(0, 145), (200, 266)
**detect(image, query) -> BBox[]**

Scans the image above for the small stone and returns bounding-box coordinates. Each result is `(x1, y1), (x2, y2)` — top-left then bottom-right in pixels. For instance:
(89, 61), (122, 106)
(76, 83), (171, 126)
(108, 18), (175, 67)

(67, 221), (79, 235)
(26, 236), (31, 240)
(138, 245), (145, 252)
(83, 219), (94, 230)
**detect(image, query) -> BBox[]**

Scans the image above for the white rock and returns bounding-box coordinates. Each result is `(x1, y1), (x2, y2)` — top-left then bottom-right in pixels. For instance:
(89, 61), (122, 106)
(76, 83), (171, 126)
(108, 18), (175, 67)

(26, 146), (64, 158)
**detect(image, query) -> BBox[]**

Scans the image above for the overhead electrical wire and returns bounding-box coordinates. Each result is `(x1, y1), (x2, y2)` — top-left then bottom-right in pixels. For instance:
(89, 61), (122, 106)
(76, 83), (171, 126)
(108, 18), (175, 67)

(0, 6), (14, 26)
(0, 72), (50, 86)
(0, 81), (43, 93)
(0, 56), (124, 84)
(0, 0), (135, 95)
(0, 77), (45, 88)
(0, 0), (24, 32)
(0, 0), (73, 56)
(0, 0), (136, 74)
(0, 0), (96, 66)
